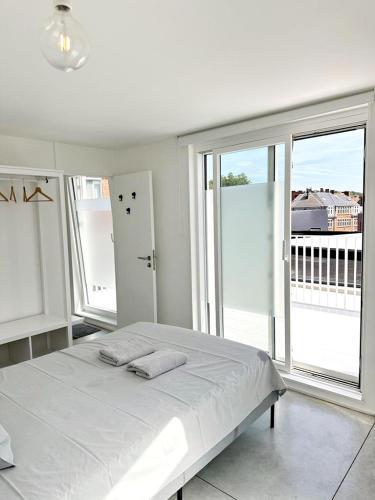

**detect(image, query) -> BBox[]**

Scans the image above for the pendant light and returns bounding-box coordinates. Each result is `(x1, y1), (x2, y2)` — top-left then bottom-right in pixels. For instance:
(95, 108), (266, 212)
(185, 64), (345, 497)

(40, 1), (90, 72)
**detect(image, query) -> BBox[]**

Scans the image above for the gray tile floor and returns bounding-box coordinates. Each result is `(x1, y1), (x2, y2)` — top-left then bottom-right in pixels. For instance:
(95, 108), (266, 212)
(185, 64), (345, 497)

(170, 391), (375, 500)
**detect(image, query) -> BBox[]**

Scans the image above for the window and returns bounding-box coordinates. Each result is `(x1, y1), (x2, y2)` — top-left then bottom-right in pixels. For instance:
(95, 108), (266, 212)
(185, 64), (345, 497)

(69, 176), (116, 317)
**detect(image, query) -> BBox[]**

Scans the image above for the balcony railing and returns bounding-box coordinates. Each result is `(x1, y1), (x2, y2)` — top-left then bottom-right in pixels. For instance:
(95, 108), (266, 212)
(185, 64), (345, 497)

(291, 233), (362, 313)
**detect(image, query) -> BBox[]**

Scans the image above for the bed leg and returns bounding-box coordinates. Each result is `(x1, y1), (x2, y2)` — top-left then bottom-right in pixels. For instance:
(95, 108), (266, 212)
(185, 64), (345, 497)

(270, 404), (275, 429)
(177, 487), (183, 500)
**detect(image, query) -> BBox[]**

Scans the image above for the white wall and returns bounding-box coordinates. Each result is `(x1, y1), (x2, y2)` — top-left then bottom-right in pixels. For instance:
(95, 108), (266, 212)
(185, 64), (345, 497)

(0, 133), (115, 325)
(0, 179), (44, 322)
(115, 138), (192, 329)
(0, 133), (115, 176)
(0, 132), (193, 330)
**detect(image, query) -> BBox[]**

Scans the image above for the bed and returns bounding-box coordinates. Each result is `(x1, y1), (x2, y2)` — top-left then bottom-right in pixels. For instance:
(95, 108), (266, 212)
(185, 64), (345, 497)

(0, 322), (286, 500)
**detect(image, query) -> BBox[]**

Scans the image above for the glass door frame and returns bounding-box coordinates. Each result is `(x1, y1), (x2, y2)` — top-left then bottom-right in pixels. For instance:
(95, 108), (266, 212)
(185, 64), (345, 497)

(290, 124), (366, 386)
(209, 135), (292, 370)
(192, 109), (369, 378)
(206, 123), (366, 380)
(187, 96), (375, 412)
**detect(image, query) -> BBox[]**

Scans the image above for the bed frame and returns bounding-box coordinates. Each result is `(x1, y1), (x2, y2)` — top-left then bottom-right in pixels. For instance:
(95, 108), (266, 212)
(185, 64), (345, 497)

(155, 391), (279, 500)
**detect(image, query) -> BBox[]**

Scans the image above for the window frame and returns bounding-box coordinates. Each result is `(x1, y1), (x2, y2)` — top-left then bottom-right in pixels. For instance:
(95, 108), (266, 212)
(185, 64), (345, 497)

(290, 124), (366, 386)
(183, 93), (375, 414)
(67, 176), (117, 322)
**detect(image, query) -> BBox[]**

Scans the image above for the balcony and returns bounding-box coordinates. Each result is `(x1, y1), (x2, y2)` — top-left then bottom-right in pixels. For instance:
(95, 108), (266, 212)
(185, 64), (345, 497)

(290, 233), (362, 382)
(222, 233), (362, 384)
(291, 233), (361, 312)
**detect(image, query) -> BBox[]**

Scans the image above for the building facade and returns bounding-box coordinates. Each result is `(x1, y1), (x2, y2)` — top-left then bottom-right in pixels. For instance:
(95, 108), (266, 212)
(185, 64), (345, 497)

(292, 189), (361, 232)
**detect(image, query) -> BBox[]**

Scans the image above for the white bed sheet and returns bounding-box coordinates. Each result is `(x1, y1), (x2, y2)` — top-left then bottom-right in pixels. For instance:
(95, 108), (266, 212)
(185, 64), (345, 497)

(0, 322), (286, 500)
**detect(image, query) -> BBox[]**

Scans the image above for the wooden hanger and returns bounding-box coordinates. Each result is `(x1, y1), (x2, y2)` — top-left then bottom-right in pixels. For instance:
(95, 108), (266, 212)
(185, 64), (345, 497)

(0, 191), (9, 202)
(9, 186), (16, 202)
(26, 186), (53, 203)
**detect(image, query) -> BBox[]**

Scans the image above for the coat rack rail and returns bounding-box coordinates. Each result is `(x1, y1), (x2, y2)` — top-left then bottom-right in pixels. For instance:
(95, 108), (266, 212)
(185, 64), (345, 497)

(0, 177), (42, 181)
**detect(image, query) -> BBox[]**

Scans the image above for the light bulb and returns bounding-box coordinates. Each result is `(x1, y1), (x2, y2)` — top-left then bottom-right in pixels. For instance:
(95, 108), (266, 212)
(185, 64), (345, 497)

(40, 2), (90, 72)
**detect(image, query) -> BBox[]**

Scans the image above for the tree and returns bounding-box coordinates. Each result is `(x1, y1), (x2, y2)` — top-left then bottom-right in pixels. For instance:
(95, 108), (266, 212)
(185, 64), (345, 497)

(209, 172), (251, 189)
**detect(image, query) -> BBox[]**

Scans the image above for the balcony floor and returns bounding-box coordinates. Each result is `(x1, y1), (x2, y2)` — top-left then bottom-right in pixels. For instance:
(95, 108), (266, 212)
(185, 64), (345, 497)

(291, 302), (360, 379)
(223, 300), (360, 381)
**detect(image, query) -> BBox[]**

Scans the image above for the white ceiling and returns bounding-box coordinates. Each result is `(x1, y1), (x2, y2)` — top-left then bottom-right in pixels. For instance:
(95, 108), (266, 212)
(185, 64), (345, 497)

(1, 0), (375, 149)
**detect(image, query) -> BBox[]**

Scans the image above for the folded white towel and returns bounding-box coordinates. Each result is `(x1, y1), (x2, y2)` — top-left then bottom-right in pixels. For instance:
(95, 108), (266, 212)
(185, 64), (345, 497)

(127, 350), (188, 379)
(99, 338), (155, 367)
(0, 423), (14, 470)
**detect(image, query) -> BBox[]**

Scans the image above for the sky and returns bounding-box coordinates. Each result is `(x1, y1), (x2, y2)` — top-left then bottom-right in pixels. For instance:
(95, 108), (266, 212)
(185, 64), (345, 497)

(292, 129), (364, 193)
(219, 128), (365, 193)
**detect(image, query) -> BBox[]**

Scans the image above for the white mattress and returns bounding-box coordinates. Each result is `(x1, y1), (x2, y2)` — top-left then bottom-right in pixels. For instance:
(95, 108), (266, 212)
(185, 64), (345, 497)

(0, 322), (286, 500)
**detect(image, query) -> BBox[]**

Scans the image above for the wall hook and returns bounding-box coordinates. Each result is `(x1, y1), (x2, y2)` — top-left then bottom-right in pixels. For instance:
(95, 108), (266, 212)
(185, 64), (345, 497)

(126, 207), (131, 215)
(132, 192), (136, 199)
(119, 194), (123, 202)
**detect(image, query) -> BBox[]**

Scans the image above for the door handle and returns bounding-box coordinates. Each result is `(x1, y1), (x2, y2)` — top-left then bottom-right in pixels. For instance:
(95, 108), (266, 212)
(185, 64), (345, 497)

(137, 256), (151, 261)
(282, 240), (289, 262)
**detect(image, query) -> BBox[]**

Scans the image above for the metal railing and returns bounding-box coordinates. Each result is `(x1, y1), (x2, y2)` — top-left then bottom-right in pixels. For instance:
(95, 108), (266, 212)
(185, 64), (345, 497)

(291, 233), (362, 312)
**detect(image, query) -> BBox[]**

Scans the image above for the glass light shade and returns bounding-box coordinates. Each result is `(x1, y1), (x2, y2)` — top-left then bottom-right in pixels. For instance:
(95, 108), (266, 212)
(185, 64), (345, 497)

(40, 4), (89, 72)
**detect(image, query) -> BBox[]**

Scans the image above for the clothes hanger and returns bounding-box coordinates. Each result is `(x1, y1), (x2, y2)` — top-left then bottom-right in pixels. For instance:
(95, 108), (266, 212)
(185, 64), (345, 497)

(0, 191), (9, 202)
(22, 179), (27, 202)
(26, 185), (54, 203)
(9, 185), (16, 202)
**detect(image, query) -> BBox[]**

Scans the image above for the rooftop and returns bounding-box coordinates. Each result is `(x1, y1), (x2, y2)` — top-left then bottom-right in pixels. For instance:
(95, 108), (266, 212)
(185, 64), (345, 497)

(292, 190), (357, 210)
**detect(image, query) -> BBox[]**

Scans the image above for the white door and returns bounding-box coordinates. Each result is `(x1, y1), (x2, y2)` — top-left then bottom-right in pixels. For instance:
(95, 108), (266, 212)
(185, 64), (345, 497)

(110, 171), (157, 327)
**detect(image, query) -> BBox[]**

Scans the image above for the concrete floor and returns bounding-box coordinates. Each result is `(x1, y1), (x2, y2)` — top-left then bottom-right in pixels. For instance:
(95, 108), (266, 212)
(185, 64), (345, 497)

(170, 391), (375, 500)
(73, 326), (375, 499)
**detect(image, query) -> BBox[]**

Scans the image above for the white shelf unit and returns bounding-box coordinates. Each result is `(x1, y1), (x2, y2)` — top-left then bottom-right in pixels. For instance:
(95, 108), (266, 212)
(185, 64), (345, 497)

(0, 166), (72, 368)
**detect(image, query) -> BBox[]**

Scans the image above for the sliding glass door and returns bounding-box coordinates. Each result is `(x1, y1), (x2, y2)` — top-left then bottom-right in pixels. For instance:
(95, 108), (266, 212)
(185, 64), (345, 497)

(200, 118), (366, 387)
(205, 139), (289, 357)
(290, 126), (366, 384)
